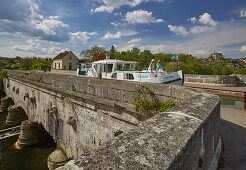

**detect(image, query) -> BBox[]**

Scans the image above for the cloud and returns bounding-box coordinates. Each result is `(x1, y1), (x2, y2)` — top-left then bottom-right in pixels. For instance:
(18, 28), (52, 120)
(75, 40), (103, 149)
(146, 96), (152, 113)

(240, 9), (246, 18)
(102, 30), (138, 40)
(192, 49), (208, 55)
(91, 0), (164, 13)
(240, 45), (246, 52)
(124, 10), (164, 24)
(0, 0), (96, 43)
(190, 26), (216, 34)
(187, 17), (196, 24)
(168, 25), (188, 36)
(189, 13), (217, 34)
(70, 31), (98, 44)
(139, 44), (167, 53)
(111, 21), (126, 27)
(13, 39), (70, 55)
(198, 13), (217, 27)
(128, 38), (141, 44)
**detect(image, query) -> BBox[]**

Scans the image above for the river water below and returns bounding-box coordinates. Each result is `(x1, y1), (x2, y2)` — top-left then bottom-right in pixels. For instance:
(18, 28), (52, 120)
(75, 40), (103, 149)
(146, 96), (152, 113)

(0, 123), (56, 170)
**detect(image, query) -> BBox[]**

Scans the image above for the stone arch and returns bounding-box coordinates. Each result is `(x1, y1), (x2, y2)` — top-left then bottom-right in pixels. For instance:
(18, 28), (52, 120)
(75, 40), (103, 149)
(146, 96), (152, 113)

(15, 100), (28, 115)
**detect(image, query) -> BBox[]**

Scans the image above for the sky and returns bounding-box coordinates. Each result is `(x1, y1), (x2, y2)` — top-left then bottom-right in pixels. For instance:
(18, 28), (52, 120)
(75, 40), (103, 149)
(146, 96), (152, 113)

(0, 0), (246, 59)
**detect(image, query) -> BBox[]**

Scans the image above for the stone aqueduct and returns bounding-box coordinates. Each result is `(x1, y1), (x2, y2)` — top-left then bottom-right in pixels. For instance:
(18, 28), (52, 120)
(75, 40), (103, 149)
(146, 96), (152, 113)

(0, 70), (221, 169)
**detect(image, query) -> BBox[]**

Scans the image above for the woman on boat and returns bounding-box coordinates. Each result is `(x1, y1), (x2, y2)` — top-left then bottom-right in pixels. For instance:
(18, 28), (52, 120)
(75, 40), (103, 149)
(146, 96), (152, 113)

(156, 60), (166, 75)
(148, 59), (155, 73)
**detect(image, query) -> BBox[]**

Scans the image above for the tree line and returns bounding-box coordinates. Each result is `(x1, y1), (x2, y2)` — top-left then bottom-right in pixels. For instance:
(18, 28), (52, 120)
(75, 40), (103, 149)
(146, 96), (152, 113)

(0, 56), (52, 71)
(0, 45), (245, 75)
(80, 45), (246, 75)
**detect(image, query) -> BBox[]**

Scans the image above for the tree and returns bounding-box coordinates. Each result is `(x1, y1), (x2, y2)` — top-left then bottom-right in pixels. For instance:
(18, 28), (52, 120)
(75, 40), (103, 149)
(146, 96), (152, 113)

(80, 45), (107, 61)
(109, 45), (115, 59)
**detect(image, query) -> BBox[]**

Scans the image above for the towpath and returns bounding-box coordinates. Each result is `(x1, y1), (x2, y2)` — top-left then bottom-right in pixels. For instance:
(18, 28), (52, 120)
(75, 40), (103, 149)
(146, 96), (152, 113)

(219, 106), (246, 170)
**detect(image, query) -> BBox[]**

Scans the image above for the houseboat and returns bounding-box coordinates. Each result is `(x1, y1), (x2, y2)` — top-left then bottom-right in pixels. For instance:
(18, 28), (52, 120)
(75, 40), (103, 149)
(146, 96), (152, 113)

(77, 59), (184, 85)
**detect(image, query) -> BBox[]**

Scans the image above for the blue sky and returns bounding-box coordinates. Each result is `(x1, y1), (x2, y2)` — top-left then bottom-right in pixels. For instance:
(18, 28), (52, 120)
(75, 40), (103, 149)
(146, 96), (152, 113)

(0, 0), (246, 59)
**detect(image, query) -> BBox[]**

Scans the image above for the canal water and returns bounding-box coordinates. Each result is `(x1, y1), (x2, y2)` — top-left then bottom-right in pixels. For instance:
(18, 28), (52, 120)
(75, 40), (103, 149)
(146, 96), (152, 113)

(219, 94), (244, 110)
(0, 123), (56, 170)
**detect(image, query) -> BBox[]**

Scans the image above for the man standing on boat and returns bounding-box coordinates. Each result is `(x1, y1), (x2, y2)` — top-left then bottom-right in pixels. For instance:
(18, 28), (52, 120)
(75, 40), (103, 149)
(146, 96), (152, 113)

(97, 53), (102, 60)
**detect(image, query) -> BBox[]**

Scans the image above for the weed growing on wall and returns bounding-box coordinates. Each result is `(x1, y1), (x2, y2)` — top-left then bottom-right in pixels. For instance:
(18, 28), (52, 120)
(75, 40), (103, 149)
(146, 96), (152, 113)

(0, 70), (7, 80)
(134, 84), (174, 119)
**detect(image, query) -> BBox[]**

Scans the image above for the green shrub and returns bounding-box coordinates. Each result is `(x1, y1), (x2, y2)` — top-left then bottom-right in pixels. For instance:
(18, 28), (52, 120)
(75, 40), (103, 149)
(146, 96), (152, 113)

(134, 84), (175, 119)
(234, 67), (246, 74)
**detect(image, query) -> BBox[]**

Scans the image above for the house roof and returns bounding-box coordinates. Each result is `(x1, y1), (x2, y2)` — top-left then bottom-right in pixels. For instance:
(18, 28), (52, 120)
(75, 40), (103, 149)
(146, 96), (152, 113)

(53, 51), (73, 60)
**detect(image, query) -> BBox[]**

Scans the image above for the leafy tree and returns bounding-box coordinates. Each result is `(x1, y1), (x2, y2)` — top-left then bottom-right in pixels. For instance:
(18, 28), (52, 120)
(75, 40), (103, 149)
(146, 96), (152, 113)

(212, 60), (234, 75)
(80, 45), (107, 61)
(109, 45), (115, 58)
(234, 67), (246, 74)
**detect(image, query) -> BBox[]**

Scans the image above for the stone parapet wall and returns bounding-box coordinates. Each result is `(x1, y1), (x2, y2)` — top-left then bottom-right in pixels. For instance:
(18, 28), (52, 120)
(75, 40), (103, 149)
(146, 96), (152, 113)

(233, 74), (246, 85)
(7, 70), (199, 108)
(50, 69), (77, 75)
(58, 84), (220, 170)
(184, 74), (238, 86)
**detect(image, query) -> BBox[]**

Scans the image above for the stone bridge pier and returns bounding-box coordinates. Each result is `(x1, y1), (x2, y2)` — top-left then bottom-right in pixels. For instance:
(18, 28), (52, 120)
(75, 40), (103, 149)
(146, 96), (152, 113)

(16, 120), (39, 149)
(6, 105), (28, 125)
(0, 97), (14, 121)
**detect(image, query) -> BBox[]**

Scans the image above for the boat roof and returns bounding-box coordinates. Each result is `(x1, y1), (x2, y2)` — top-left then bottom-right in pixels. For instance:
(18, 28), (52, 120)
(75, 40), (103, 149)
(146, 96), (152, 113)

(92, 59), (138, 64)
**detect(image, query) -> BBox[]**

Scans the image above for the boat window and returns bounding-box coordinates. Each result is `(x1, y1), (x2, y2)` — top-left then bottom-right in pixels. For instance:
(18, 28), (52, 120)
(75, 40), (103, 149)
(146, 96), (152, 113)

(106, 64), (113, 72)
(111, 73), (117, 79)
(130, 64), (136, 71)
(116, 63), (123, 70)
(124, 64), (130, 70)
(124, 73), (134, 80)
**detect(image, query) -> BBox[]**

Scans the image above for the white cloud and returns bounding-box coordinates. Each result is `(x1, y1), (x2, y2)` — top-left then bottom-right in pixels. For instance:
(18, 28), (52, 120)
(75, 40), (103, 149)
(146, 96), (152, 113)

(190, 26), (216, 34)
(188, 13), (217, 34)
(70, 31), (97, 44)
(102, 30), (138, 40)
(139, 44), (167, 53)
(239, 9), (246, 18)
(188, 17), (196, 24)
(198, 13), (217, 27)
(124, 10), (164, 24)
(93, 6), (114, 13)
(192, 49), (208, 55)
(13, 39), (70, 55)
(128, 38), (141, 44)
(111, 22), (126, 27)
(35, 17), (70, 42)
(92, 0), (164, 13)
(0, 0), (97, 44)
(168, 25), (188, 36)
(118, 44), (137, 51)
(240, 45), (246, 52)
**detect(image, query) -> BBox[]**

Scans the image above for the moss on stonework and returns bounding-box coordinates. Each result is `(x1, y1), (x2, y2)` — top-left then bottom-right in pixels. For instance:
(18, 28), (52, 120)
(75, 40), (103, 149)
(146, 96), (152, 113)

(134, 84), (174, 120)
